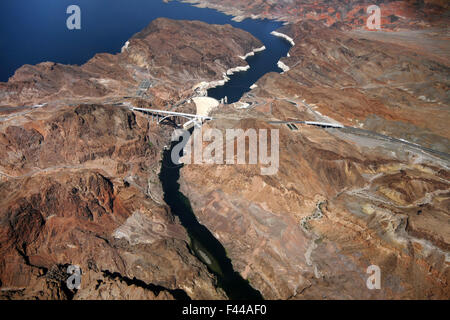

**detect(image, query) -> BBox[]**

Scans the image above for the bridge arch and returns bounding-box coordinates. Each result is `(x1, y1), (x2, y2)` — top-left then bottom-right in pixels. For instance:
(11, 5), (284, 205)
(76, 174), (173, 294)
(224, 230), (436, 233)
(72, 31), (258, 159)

(158, 114), (198, 127)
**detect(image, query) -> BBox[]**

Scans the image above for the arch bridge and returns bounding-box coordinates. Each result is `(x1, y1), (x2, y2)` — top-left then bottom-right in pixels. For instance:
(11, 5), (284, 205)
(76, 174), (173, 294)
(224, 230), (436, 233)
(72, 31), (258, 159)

(130, 106), (213, 129)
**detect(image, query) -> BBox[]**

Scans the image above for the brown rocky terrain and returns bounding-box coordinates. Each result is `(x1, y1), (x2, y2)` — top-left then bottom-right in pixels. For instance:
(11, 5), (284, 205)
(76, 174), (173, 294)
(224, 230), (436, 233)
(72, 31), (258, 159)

(179, 0), (449, 29)
(0, 18), (263, 300)
(262, 20), (450, 153)
(0, 18), (261, 108)
(180, 115), (449, 299)
(0, 103), (226, 299)
(1, 1), (449, 300)
(175, 0), (450, 300)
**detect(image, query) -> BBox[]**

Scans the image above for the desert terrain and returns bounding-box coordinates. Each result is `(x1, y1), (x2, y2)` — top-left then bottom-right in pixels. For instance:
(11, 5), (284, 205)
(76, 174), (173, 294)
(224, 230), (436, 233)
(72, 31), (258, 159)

(0, 1), (448, 299)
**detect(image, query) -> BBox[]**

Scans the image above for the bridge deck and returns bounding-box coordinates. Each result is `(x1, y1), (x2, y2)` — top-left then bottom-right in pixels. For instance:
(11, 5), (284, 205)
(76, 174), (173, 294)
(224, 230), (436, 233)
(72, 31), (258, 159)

(131, 106), (213, 120)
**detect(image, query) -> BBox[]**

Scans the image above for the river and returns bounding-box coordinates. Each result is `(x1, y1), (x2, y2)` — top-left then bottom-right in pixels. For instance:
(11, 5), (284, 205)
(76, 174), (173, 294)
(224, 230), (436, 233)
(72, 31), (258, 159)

(1, 0), (294, 299)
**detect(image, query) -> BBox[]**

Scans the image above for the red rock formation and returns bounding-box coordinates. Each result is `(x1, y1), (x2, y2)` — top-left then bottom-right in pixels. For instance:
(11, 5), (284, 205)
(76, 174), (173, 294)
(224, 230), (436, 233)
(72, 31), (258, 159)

(173, 1), (450, 300)
(1, 3), (448, 300)
(0, 17), (264, 299)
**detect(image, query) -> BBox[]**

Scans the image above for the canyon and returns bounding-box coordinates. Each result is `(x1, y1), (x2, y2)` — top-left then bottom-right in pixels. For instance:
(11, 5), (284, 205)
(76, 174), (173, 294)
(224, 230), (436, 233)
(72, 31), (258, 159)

(0, 17), (262, 299)
(0, 0), (449, 300)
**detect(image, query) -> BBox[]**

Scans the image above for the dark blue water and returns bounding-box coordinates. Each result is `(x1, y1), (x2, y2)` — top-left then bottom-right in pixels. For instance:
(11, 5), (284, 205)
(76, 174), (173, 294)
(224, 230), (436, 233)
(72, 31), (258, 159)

(0, 0), (291, 102)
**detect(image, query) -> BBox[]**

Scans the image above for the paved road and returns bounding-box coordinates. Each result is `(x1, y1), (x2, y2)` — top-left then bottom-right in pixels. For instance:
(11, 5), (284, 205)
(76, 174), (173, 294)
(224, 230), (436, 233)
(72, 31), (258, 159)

(269, 119), (450, 160)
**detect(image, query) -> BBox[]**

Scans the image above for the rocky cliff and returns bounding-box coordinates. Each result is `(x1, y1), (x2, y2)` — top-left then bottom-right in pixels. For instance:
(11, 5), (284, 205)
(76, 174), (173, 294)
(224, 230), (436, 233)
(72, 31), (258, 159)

(0, 18), (261, 108)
